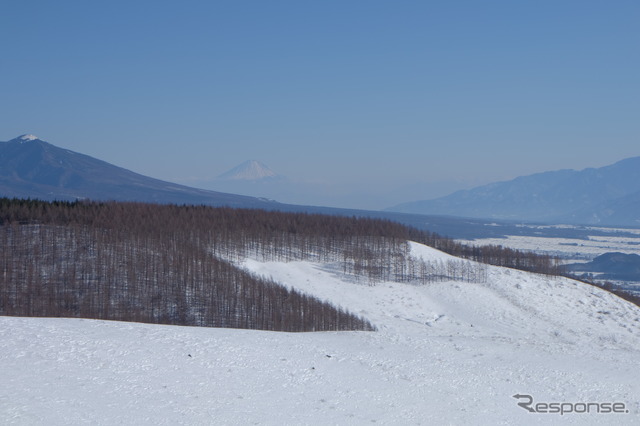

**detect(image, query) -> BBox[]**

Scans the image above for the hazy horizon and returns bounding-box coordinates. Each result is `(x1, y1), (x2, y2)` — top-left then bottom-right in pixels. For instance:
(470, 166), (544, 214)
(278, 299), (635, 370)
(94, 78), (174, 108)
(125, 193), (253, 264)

(2, 1), (638, 209)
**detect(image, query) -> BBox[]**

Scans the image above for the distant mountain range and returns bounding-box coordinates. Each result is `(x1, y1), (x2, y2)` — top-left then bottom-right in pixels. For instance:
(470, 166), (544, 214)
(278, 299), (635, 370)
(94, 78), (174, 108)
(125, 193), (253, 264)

(0, 134), (525, 238)
(387, 157), (640, 226)
(0, 135), (279, 209)
(5, 133), (640, 232)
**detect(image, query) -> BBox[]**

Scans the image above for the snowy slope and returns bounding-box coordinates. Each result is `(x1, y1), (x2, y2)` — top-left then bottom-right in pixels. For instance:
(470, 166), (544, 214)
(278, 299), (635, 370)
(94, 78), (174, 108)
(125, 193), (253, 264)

(2, 242), (640, 425)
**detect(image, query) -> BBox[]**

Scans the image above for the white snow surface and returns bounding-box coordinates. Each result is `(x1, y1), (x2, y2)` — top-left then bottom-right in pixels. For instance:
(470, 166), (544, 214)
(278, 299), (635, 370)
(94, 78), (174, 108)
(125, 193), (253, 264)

(17, 134), (39, 142)
(2, 241), (640, 425)
(457, 234), (640, 259)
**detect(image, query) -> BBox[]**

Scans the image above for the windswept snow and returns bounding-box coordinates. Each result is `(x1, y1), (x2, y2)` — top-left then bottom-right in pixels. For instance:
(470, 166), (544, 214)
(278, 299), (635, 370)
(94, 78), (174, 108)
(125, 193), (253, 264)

(2, 241), (640, 424)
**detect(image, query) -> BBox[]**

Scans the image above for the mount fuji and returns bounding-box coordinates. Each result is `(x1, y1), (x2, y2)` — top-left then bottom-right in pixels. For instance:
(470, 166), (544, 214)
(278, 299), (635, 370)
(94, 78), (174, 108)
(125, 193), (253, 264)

(217, 160), (281, 181)
(196, 159), (293, 203)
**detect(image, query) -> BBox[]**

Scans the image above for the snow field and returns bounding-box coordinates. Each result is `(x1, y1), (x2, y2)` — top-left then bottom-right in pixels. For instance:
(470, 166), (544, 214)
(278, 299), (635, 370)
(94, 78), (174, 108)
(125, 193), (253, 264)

(2, 241), (639, 425)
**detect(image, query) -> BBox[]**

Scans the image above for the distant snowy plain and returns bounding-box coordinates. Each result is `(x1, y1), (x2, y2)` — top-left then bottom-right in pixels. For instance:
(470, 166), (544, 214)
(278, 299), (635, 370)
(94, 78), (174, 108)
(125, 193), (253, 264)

(2, 242), (639, 425)
(456, 224), (640, 261)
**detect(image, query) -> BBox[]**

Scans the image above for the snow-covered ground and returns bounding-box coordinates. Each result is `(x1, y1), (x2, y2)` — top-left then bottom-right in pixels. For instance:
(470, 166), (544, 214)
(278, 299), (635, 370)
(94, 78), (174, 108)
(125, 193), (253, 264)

(456, 226), (640, 262)
(2, 242), (640, 425)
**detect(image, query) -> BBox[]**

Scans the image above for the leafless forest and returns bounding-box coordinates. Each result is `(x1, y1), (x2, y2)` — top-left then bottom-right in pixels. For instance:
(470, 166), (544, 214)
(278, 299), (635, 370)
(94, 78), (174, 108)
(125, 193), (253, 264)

(0, 198), (568, 331)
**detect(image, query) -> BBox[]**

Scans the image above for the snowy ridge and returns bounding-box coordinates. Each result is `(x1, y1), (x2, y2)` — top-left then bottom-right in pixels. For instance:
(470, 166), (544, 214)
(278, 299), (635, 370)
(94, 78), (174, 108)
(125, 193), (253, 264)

(9, 134), (41, 143)
(2, 241), (640, 424)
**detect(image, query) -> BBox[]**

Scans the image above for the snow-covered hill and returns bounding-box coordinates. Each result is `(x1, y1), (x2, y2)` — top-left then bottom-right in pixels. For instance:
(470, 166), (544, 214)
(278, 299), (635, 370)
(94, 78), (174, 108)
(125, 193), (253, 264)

(2, 242), (639, 425)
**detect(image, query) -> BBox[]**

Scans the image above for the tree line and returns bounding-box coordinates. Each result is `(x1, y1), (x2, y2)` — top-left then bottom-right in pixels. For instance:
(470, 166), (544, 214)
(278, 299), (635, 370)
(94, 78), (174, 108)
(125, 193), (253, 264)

(0, 199), (376, 331)
(0, 198), (592, 332)
(0, 198), (562, 274)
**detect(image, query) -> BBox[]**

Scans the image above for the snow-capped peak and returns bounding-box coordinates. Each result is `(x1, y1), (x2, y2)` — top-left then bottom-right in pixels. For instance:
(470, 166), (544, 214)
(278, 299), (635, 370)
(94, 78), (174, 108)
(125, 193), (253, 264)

(218, 160), (279, 181)
(9, 134), (42, 144)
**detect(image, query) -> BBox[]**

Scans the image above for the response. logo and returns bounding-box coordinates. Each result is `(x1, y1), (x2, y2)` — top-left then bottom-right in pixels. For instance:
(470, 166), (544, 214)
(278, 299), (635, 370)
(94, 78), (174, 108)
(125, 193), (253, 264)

(513, 394), (629, 415)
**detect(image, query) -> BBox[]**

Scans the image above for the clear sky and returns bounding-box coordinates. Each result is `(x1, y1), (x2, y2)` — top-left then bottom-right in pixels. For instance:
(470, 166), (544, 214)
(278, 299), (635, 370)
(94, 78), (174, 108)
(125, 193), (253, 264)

(2, 1), (639, 209)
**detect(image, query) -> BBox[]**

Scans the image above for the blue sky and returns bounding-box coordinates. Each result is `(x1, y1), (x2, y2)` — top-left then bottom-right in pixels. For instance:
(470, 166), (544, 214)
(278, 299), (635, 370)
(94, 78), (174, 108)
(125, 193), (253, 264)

(2, 1), (639, 208)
